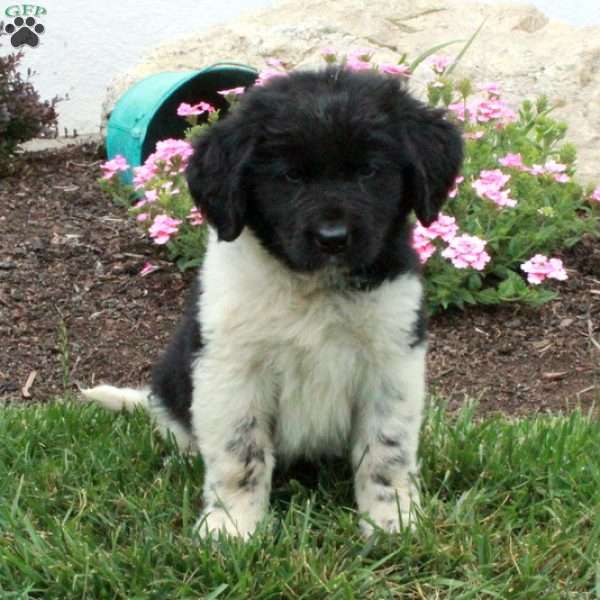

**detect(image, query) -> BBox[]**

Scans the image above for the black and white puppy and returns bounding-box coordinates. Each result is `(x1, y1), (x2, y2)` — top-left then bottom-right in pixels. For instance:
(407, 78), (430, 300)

(83, 67), (463, 539)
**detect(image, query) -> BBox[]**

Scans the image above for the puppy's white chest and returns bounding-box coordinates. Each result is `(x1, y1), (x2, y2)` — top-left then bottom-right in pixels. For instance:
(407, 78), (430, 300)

(272, 322), (364, 461)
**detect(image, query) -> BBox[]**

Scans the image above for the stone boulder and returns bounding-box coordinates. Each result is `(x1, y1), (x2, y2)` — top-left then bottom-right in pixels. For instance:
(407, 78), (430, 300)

(103, 0), (600, 185)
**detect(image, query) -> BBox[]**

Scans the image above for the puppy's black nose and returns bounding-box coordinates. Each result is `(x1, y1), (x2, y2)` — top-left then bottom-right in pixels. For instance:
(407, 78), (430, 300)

(315, 223), (349, 254)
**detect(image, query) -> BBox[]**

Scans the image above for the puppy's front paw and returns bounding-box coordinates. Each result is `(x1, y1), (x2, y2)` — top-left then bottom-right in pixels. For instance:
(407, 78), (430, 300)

(359, 504), (415, 538)
(193, 507), (263, 541)
(359, 488), (419, 538)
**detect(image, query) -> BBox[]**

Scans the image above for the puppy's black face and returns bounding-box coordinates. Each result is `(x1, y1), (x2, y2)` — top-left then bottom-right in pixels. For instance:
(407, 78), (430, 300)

(246, 101), (409, 273)
(187, 68), (464, 283)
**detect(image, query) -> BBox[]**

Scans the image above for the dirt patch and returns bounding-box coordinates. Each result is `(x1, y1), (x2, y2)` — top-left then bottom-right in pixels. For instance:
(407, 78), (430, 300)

(1, 144), (598, 414)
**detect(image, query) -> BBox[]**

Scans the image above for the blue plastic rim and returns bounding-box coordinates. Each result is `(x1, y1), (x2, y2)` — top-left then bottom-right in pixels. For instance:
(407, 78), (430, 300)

(106, 63), (258, 184)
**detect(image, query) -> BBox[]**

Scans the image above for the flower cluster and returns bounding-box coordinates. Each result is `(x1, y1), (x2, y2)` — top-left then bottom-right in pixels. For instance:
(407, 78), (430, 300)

(255, 58), (289, 86)
(98, 128), (209, 272)
(412, 215), (489, 270)
(100, 154), (129, 180)
(472, 169), (516, 208)
(318, 47), (412, 77)
(448, 97), (517, 127)
(429, 54), (452, 75)
(520, 254), (568, 285)
(132, 139), (194, 190)
(149, 214), (182, 245)
(176, 101), (215, 117)
(97, 50), (597, 313)
(498, 152), (570, 183)
(441, 234), (491, 271)
(217, 86), (246, 98)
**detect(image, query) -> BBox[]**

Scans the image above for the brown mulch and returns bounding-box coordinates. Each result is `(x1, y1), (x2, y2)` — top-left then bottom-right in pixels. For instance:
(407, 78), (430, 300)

(1, 143), (598, 415)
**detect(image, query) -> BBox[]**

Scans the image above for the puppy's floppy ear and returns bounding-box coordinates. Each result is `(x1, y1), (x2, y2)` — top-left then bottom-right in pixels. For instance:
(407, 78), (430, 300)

(401, 103), (463, 227)
(186, 113), (254, 242)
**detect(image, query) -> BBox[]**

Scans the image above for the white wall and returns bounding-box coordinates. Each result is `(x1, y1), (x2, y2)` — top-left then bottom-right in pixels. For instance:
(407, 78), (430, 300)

(0, 0), (274, 135)
(0, 0), (597, 135)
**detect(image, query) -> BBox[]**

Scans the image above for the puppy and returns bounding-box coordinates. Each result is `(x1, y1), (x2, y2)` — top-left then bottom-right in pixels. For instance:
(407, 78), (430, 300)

(83, 67), (463, 539)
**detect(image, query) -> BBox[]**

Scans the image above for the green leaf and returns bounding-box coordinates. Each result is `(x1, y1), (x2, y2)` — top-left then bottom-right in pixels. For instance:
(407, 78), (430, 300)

(409, 40), (465, 73)
(445, 20), (487, 76)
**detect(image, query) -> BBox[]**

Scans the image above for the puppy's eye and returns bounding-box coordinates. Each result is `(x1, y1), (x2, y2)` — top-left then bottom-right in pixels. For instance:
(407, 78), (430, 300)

(357, 166), (376, 179)
(285, 170), (303, 183)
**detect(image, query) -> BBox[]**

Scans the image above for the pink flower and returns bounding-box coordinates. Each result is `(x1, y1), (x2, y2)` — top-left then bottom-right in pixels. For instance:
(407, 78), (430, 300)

(527, 164), (546, 176)
(543, 159), (567, 174)
(153, 139), (194, 164)
(448, 176), (464, 199)
(218, 86), (245, 97)
(144, 189), (158, 203)
(463, 130), (484, 140)
(136, 212), (149, 222)
(148, 214), (182, 245)
(472, 169), (517, 208)
(441, 234), (491, 270)
(448, 100), (480, 123)
(379, 63), (411, 77)
(476, 99), (517, 125)
(101, 155), (129, 180)
(487, 189), (517, 207)
(448, 102), (468, 122)
(177, 101), (215, 117)
(418, 213), (459, 242)
(255, 67), (287, 86)
(348, 48), (374, 61)
(520, 254), (568, 285)
(132, 163), (157, 189)
(161, 181), (180, 194)
(543, 159), (570, 183)
(499, 153), (525, 169)
(133, 139), (194, 188)
(140, 262), (159, 277)
(134, 189), (159, 208)
(479, 82), (502, 97)
(320, 47), (337, 62)
(187, 207), (204, 226)
(591, 187), (600, 202)
(411, 224), (437, 264)
(429, 54), (452, 74)
(266, 58), (285, 68)
(346, 56), (372, 72)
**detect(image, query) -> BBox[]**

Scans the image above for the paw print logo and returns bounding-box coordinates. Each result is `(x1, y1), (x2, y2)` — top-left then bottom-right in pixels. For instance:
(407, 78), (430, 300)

(5, 16), (45, 48)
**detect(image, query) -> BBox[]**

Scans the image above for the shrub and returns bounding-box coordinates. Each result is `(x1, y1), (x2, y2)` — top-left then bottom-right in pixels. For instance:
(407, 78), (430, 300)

(100, 50), (599, 314)
(0, 52), (60, 170)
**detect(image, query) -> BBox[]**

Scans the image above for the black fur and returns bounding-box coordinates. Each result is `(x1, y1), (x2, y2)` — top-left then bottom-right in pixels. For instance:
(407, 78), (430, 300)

(150, 278), (203, 431)
(186, 67), (463, 283)
(153, 67), (463, 433)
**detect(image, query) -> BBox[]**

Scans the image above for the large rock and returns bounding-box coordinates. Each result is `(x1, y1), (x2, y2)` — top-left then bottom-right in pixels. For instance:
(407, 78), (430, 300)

(103, 0), (600, 185)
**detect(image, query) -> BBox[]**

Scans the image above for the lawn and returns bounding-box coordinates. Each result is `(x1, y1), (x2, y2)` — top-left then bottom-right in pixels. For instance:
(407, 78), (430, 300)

(1, 400), (599, 599)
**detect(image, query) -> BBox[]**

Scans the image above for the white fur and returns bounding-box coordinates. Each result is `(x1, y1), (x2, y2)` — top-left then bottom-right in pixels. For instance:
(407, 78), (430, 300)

(83, 228), (426, 539)
(80, 385), (148, 412)
(80, 385), (197, 453)
(191, 229), (425, 537)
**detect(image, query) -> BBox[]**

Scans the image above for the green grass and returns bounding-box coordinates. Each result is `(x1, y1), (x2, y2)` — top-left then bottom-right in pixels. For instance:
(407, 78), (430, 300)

(1, 401), (599, 599)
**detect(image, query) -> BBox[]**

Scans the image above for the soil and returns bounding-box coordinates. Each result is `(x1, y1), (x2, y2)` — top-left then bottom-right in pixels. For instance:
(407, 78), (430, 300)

(1, 144), (598, 415)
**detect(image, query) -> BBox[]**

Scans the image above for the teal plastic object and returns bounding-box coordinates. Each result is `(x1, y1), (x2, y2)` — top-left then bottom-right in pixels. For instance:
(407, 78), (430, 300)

(106, 63), (258, 183)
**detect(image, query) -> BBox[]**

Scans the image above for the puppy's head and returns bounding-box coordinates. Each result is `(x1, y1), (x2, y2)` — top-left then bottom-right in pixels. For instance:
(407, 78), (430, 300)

(186, 68), (463, 275)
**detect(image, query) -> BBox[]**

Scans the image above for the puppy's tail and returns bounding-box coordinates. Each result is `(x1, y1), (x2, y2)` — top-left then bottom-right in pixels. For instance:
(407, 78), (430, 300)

(80, 384), (150, 413)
